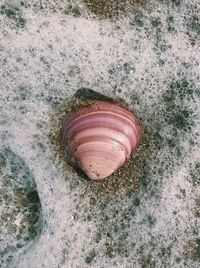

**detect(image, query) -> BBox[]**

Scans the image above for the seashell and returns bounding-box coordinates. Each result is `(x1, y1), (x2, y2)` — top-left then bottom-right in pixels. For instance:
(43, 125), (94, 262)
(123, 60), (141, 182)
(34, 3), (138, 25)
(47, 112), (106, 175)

(61, 101), (142, 180)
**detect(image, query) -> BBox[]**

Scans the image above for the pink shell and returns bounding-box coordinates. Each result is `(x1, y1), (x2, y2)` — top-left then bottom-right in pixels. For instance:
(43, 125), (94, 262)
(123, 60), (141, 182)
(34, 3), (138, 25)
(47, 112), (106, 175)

(61, 101), (142, 180)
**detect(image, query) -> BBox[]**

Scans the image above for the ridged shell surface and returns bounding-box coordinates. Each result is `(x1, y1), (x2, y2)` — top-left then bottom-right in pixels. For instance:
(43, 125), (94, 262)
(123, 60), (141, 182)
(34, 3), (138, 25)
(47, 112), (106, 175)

(61, 101), (142, 180)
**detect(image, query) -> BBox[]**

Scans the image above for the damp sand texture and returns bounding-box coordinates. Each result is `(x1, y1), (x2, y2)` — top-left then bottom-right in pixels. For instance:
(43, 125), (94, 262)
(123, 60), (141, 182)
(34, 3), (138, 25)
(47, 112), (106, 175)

(0, 0), (200, 267)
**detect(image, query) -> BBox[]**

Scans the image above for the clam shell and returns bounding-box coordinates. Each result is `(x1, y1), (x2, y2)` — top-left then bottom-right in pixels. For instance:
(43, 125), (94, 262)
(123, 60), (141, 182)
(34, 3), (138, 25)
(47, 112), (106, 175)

(61, 101), (142, 180)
